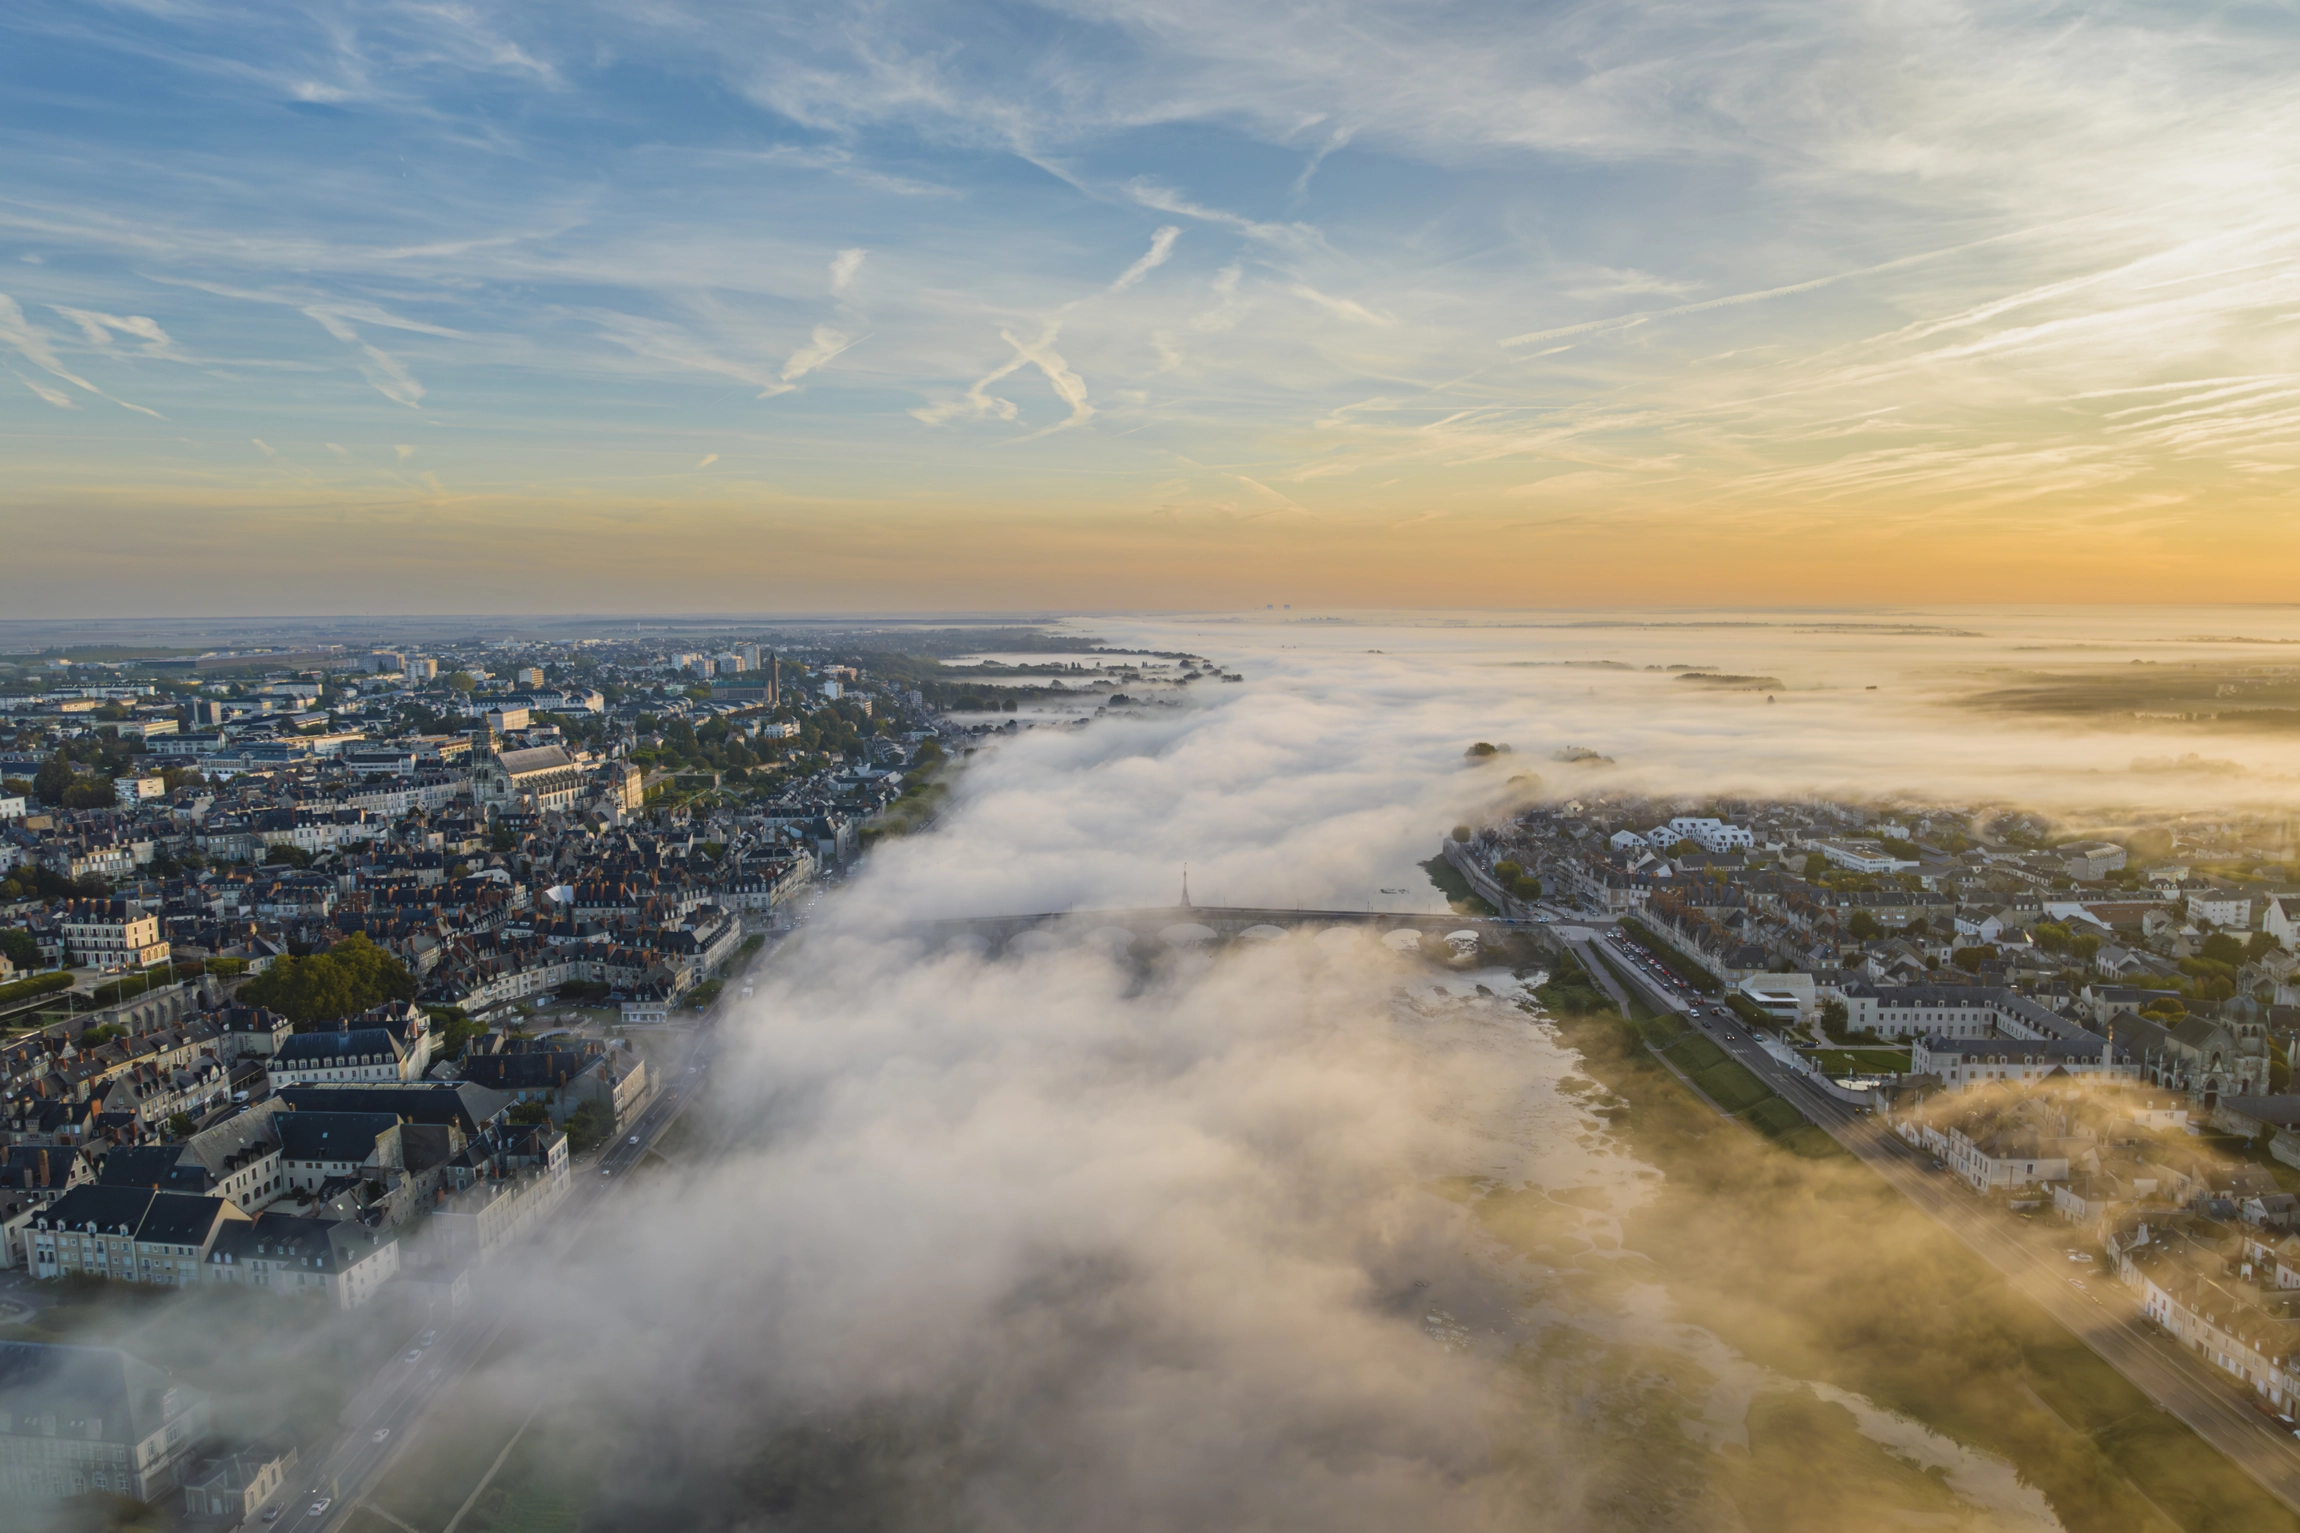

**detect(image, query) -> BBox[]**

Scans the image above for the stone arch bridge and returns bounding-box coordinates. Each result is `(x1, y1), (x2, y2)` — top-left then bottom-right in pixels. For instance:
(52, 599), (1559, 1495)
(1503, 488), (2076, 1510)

(909, 905), (1546, 956)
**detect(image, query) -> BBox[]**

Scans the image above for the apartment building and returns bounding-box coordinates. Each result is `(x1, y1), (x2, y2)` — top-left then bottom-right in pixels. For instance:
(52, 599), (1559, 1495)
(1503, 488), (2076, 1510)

(57, 898), (169, 970)
(206, 1213), (401, 1309)
(267, 1026), (428, 1086)
(26, 1186), (250, 1284)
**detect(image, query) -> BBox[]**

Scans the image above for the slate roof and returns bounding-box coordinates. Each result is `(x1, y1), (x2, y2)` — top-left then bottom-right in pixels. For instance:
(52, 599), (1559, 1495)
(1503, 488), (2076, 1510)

(210, 1212), (369, 1269)
(95, 1146), (208, 1194)
(273, 1028), (403, 1067)
(275, 1082), (510, 1134)
(34, 1185), (239, 1246)
(275, 1111), (399, 1162)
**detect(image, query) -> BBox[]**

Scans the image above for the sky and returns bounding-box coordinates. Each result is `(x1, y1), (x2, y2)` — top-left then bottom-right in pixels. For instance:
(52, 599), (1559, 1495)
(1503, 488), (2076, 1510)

(2, 0), (2298, 614)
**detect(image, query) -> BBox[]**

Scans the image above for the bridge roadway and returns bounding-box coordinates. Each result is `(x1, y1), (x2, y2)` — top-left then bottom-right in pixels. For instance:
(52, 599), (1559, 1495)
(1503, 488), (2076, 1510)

(1583, 931), (2300, 1516)
(915, 904), (1538, 946)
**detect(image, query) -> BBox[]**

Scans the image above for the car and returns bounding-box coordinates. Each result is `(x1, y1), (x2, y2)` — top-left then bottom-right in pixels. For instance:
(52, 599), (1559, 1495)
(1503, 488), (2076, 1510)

(601, 1168), (612, 1176)
(264, 1509), (282, 1522)
(373, 1428), (392, 1443)
(407, 1348), (422, 1361)
(309, 1500), (333, 1517)
(2068, 1279), (2086, 1291)
(418, 1330), (436, 1346)
(629, 1134), (640, 1144)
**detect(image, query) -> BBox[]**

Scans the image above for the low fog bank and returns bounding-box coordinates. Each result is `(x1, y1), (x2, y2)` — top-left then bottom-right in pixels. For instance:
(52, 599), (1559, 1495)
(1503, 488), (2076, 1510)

(860, 607), (2300, 932)
(537, 936), (1556, 1530)
(521, 609), (2285, 1528)
(500, 640), (1644, 1529)
(175, 607), (2283, 1532)
(1073, 607), (2300, 827)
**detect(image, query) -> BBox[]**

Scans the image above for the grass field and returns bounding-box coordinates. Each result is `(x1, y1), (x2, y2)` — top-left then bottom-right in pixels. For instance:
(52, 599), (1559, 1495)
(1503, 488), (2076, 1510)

(1621, 1004), (1832, 1152)
(347, 1370), (599, 1533)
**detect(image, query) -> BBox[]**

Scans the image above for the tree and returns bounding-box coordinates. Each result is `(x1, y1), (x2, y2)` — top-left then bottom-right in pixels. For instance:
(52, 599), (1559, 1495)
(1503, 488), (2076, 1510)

(0, 928), (37, 968)
(564, 1100), (614, 1154)
(241, 933), (416, 1024)
(264, 844), (314, 868)
(2199, 931), (2249, 967)
(1802, 853), (1830, 881)
(1818, 999), (1851, 1041)
(447, 671), (478, 693)
(60, 778), (116, 810)
(508, 1100), (553, 1126)
(423, 1004), (485, 1060)
(1451, 825), (1472, 843)
(1846, 909), (1882, 942)
(1494, 860), (1523, 884)
(1465, 742), (1498, 758)
(1951, 945), (1996, 972)
(32, 751), (74, 807)
(166, 1112), (196, 1139)
(32, 749), (92, 809)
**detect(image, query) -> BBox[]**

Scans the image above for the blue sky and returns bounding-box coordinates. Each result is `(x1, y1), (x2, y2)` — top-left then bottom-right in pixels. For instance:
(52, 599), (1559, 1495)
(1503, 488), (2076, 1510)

(3, 1), (2298, 612)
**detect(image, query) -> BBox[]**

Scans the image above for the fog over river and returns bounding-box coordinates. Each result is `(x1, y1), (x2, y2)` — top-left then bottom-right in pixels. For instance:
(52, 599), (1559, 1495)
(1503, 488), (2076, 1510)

(230, 610), (2300, 1530)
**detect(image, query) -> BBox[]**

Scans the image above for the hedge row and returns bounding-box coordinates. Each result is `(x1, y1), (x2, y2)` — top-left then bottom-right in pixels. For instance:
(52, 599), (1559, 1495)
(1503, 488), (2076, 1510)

(87, 962), (204, 1006)
(0, 971), (75, 1008)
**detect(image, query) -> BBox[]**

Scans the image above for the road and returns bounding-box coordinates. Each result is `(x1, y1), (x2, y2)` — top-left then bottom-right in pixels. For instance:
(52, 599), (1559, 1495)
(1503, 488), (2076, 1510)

(262, 1017), (725, 1533)
(1582, 927), (2300, 1516)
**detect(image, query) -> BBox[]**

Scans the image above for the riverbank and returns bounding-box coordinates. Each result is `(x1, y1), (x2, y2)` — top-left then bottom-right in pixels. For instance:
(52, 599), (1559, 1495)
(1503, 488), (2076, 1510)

(1510, 996), (2298, 1533)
